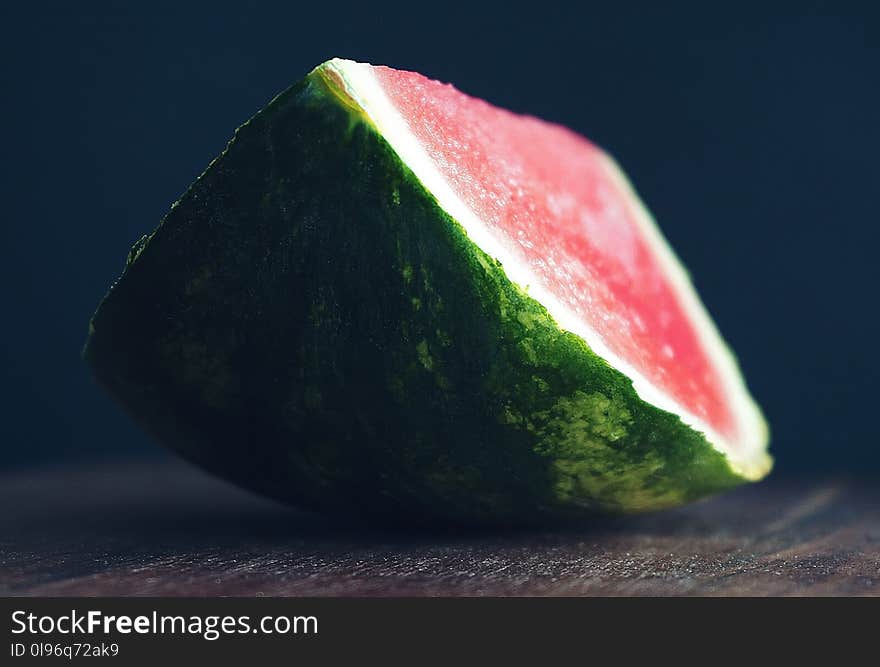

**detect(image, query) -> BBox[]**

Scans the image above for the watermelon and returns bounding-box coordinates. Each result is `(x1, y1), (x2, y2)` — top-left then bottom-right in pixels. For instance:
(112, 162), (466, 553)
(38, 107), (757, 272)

(85, 58), (771, 524)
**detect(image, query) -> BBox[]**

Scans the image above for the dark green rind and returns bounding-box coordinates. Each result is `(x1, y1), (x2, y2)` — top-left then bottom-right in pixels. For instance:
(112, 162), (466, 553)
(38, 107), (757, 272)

(84, 69), (748, 525)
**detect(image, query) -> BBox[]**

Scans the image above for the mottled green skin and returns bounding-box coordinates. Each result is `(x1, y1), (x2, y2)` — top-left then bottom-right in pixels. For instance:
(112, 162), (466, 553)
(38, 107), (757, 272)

(85, 70), (748, 525)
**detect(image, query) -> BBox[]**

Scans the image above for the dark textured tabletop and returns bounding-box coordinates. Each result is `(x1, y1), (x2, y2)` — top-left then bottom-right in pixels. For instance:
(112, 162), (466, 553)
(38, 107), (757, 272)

(1, 459), (877, 596)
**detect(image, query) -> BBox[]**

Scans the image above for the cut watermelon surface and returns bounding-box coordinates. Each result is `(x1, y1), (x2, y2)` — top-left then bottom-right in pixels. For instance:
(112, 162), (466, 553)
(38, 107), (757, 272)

(338, 61), (768, 475)
(85, 59), (771, 524)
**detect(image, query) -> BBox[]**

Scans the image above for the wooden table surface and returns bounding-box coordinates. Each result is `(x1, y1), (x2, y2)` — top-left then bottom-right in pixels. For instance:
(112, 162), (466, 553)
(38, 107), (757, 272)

(1, 460), (877, 596)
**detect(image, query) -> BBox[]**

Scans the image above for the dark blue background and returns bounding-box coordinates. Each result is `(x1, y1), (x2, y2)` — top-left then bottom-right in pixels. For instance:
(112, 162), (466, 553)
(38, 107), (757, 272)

(2, 2), (877, 474)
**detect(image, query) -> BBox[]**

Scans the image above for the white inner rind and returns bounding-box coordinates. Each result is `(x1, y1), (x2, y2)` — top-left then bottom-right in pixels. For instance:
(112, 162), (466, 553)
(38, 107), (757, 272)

(319, 58), (771, 480)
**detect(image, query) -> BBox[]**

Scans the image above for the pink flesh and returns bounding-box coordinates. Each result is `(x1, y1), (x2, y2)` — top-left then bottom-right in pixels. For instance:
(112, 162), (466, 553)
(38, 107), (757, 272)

(374, 66), (737, 441)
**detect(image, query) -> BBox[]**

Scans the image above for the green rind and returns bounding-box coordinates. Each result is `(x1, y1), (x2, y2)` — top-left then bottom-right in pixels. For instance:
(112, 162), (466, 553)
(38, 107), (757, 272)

(84, 68), (750, 525)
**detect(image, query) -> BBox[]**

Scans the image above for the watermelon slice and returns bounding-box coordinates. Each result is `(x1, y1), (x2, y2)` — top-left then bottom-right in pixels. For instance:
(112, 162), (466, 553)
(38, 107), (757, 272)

(85, 59), (771, 524)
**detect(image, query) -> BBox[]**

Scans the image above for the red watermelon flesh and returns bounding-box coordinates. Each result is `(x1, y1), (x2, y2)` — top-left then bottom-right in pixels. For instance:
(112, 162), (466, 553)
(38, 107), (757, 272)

(328, 60), (767, 469)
